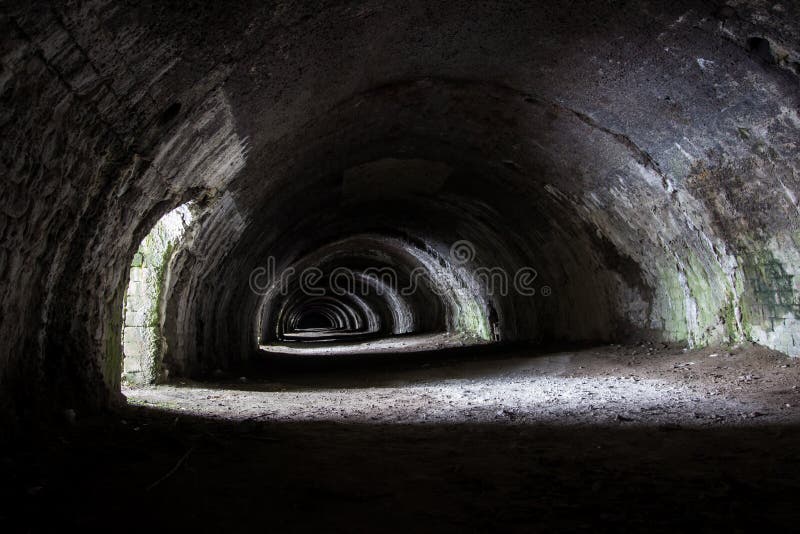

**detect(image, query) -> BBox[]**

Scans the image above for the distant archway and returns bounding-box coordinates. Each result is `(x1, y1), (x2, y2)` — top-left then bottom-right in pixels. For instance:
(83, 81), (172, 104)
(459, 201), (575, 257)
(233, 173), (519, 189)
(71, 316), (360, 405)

(122, 204), (193, 385)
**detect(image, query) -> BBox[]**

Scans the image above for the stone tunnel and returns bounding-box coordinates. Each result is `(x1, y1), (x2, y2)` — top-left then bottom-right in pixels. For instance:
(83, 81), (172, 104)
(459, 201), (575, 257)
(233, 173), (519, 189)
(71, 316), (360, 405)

(1, 0), (800, 531)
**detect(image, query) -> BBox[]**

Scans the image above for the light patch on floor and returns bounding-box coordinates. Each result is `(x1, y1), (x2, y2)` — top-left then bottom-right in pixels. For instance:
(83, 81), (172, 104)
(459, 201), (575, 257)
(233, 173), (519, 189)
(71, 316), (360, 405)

(124, 344), (800, 426)
(261, 333), (486, 355)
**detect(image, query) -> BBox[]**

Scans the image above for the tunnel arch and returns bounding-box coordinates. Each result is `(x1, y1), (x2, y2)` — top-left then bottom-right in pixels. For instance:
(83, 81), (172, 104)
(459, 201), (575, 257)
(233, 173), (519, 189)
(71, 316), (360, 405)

(254, 233), (492, 350)
(1, 0), (799, 416)
(121, 203), (194, 385)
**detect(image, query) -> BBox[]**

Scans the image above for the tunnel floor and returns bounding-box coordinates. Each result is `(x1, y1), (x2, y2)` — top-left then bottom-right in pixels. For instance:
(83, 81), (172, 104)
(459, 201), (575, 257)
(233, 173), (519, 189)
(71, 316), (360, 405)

(5, 344), (800, 532)
(126, 343), (800, 427)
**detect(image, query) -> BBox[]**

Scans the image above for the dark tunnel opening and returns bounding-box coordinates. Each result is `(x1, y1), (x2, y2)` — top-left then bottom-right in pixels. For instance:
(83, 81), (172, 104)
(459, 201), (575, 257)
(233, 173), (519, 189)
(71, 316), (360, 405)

(295, 311), (338, 332)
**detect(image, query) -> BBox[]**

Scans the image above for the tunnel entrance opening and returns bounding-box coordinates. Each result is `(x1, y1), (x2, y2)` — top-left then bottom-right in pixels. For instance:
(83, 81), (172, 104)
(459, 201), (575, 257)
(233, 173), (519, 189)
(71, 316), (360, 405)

(121, 204), (193, 385)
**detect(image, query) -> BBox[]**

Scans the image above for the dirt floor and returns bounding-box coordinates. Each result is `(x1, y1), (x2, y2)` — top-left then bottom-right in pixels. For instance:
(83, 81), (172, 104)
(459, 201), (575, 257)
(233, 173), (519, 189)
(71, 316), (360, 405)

(131, 341), (800, 426)
(3, 342), (800, 532)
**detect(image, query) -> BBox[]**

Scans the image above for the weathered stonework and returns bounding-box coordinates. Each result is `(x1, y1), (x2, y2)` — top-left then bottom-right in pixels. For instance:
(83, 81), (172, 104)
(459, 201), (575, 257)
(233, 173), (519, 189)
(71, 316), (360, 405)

(122, 204), (192, 384)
